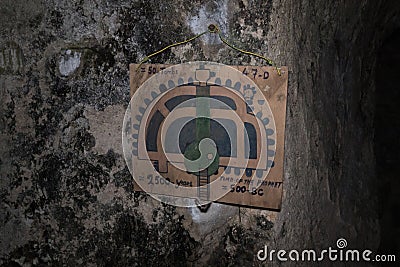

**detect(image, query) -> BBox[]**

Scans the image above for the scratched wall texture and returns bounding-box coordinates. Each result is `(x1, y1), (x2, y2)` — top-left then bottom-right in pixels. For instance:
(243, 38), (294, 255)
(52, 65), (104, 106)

(1, 0), (400, 266)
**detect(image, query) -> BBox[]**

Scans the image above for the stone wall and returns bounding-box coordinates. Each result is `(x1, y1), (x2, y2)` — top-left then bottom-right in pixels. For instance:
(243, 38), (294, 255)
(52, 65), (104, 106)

(1, 0), (399, 266)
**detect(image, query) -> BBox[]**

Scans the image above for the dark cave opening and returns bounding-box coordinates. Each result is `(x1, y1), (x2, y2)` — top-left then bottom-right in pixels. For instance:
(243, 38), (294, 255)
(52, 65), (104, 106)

(375, 28), (400, 256)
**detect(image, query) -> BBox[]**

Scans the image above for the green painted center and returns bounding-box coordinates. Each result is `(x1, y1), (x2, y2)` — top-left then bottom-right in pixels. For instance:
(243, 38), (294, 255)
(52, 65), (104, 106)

(184, 86), (219, 175)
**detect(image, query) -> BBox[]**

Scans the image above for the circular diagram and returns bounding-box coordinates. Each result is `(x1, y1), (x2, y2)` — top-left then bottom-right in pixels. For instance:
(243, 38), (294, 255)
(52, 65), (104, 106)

(122, 62), (276, 207)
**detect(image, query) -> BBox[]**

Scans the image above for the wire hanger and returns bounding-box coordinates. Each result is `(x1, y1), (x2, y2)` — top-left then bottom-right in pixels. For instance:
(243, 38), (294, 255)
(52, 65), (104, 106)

(136, 24), (281, 76)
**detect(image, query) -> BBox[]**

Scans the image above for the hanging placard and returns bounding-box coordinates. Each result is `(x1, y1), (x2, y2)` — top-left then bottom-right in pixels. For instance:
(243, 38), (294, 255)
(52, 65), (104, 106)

(123, 62), (288, 210)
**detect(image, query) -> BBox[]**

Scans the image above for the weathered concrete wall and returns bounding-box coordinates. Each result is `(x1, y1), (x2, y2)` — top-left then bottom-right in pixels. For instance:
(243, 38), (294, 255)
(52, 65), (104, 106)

(1, 0), (399, 266)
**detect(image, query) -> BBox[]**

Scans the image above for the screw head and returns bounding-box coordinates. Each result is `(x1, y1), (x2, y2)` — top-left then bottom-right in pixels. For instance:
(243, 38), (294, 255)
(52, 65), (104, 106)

(208, 24), (218, 33)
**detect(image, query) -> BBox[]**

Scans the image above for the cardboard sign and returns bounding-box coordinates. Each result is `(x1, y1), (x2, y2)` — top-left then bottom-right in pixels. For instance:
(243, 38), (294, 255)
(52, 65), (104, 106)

(128, 62), (288, 210)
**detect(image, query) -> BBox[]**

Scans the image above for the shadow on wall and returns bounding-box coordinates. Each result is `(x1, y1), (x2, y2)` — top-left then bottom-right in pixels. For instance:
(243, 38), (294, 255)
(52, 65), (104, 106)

(375, 28), (400, 258)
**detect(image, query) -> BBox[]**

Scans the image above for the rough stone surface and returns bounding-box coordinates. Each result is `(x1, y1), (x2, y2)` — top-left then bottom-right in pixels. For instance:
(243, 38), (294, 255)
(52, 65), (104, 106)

(1, 0), (400, 266)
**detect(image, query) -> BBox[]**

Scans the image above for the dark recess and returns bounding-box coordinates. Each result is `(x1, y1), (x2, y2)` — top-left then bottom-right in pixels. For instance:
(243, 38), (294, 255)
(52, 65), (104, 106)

(375, 28), (400, 259)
